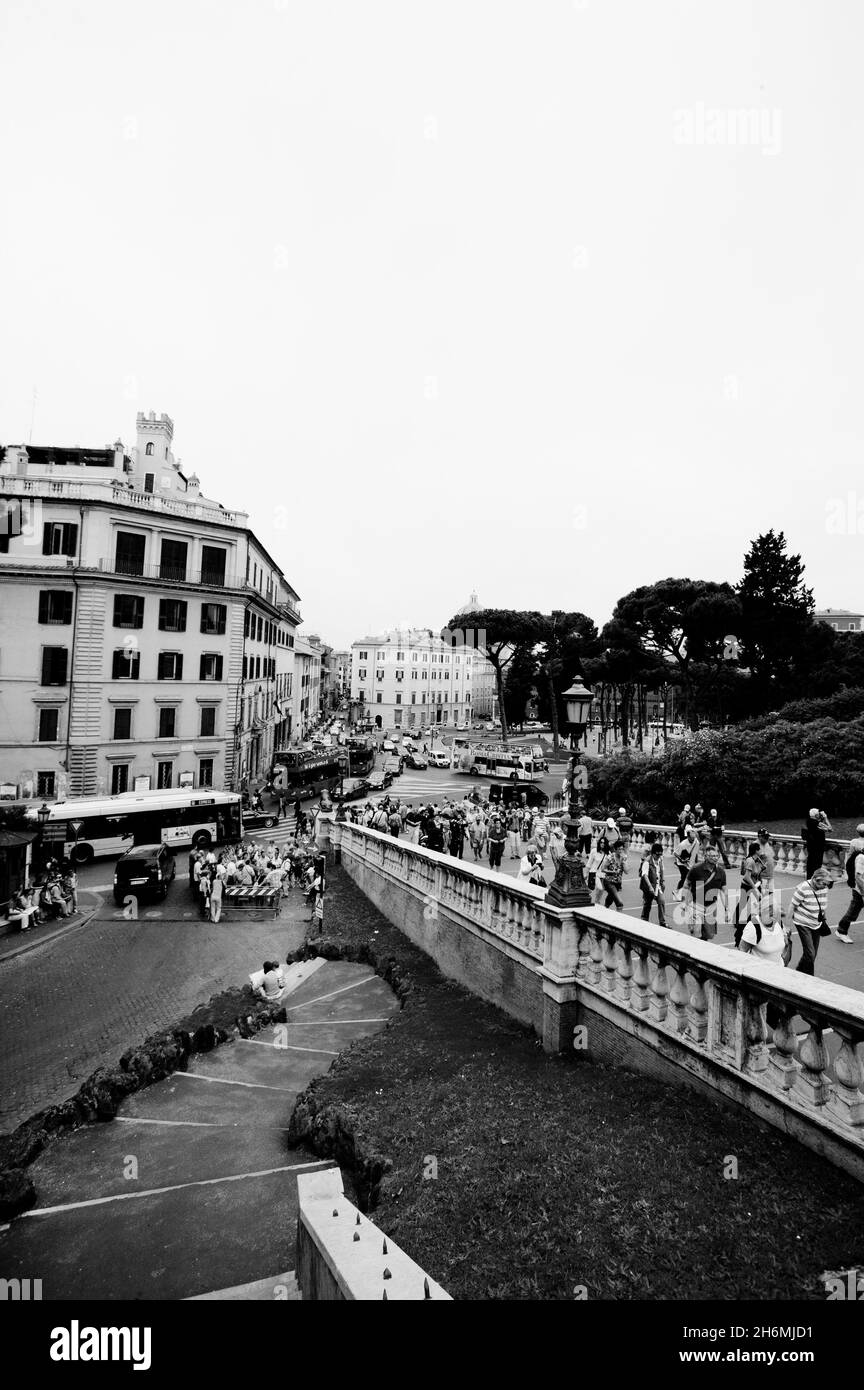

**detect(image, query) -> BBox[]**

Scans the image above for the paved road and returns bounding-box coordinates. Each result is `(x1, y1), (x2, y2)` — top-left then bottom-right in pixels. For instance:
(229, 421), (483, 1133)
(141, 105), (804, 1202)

(0, 879), (310, 1135)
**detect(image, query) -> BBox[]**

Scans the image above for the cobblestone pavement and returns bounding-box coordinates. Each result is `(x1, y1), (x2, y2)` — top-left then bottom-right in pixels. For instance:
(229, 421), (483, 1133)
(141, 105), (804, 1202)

(0, 886), (309, 1134)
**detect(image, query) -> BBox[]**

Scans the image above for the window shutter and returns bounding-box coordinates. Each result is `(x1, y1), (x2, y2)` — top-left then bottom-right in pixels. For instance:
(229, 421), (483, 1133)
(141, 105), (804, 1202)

(176, 655), (183, 680)
(112, 650), (121, 679)
(38, 592), (50, 623)
(215, 654), (223, 681)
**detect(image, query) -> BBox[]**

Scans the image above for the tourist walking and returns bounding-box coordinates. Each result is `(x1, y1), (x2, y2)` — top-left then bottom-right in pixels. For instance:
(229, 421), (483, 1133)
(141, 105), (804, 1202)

(617, 807), (634, 857)
(673, 825), (699, 900)
(577, 809), (593, 856)
(468, 812), (487, 862)
(676, 804), (693, 842)
(802, 808), (832, 877)
(685, 847), (727, 940)
(487, 812), (506, 871)
(756, 829), (777, 924)
(735, 913), (789, 967)
(506, 806), (522, 860)
(788, 865), (832, 976)
(209, 870), (223, 923)
(639, 842), (666, 925)
(836, 825), (864, 944)
(706, 809), (731, 868)
(600, 840), (626, 911)
(733, 842), (763, 937)
(449, 815), (465, 860)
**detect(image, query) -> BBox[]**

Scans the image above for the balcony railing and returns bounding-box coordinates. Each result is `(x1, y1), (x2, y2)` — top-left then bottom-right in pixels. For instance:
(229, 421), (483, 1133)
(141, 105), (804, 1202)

(100, 559), (235, 588)
(0, 475), (248, 528)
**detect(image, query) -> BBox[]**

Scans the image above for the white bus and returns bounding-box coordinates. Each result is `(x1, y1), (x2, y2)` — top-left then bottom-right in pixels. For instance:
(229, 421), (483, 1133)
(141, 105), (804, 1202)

(30, 788), (243, 864)
(457, 748), (538, 782)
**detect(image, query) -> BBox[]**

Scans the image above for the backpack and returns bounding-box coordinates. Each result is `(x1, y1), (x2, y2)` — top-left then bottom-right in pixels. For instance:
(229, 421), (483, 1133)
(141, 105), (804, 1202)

(846, 849), (859, 889)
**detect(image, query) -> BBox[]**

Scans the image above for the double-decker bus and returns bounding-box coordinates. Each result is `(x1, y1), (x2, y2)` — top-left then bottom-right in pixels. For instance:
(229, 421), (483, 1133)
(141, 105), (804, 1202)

(343, 736), (375, 777)
(272, 748), (347, 799)
(457, 747), (538, 782)
(33, 788), (243, 864)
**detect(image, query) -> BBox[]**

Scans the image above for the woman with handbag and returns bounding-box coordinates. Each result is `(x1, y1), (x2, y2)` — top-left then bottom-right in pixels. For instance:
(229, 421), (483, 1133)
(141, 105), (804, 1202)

(787, 866), (833, 976)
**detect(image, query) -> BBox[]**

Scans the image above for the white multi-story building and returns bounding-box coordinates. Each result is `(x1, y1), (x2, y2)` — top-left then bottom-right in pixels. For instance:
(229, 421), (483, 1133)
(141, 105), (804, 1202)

(292, 636), (322, 743)
(350, 628), (476, 731)
(0, 411), (302, 801)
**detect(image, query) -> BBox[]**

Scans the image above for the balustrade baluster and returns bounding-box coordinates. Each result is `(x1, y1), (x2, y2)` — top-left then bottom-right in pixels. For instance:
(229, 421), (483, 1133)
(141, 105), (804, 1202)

(826, 1027), (864, 1129)
(742, 992), (769, 1073)
(768, 1006), (798, 1091)
(794, 1020), (831, 1107)
(631, 947), (651, 1012)
(577, 923), (592, 980)
(649, 955), (669, 1024)
(588, 928), (603, 987)
(601, 933), (617, 994)
(616, 940), (633, 1004)
(669, 966), (689, 1034)
(686, 972), (708, 1043)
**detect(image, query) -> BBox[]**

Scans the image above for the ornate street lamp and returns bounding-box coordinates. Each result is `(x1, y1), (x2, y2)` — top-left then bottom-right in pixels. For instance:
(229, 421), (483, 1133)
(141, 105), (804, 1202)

(36, 801), (51, 872)
(547, 679), (594, 908)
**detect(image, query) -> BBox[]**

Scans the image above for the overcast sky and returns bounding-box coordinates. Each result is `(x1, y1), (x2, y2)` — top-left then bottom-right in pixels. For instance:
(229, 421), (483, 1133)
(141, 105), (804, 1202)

(2, 0), (863, 647)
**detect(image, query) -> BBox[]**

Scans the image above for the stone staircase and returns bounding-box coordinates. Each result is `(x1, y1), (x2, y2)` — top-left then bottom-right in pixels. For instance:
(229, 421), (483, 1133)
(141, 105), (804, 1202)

(0, 959), (399, 1299)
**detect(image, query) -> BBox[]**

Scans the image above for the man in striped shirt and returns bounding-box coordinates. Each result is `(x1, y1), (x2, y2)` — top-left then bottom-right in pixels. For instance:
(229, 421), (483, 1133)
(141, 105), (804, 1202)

(788, 866), (832, 976)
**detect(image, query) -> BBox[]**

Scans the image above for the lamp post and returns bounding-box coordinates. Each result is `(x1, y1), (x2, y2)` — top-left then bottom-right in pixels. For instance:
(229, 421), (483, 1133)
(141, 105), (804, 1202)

(36, 801), (51, 874)
(546, 679), (594, 909)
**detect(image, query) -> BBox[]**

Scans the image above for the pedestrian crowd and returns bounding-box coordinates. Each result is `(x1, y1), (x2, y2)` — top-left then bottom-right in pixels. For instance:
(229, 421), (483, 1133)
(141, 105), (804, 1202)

(8, 860), (78, 931)
(188, 833), (326, 924)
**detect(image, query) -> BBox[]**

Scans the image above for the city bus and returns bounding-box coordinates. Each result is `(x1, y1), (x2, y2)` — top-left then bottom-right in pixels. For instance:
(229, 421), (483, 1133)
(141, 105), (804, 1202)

(33, 788), (243, 864)
(272, 748), (347, 799)
(457, 748), (539, 782)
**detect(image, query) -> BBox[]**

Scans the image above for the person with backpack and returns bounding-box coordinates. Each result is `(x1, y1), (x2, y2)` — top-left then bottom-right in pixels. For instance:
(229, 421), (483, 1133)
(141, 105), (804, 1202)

(735, 908), (788, 966)
(837, 825), (864, 944)
(387, 806), (402, 839)
(372, 803), (389, 833)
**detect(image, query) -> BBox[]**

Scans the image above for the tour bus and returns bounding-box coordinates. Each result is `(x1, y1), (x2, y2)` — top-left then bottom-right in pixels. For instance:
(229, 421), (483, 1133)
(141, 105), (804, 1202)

(272, 748), (347, 799)
(34, 788), (243, 864)
(343, 736), (375, 778)
(457, 748), (538, 782)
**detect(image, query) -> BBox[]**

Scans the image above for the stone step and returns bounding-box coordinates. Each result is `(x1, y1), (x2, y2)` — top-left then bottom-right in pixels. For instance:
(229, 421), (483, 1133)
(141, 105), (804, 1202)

(187, 1270), (302, 1300)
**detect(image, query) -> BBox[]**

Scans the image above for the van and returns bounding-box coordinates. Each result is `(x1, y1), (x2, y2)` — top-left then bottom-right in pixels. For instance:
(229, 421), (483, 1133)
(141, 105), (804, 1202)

(428, 749), (450, 768)
(113, 843), (176, 906)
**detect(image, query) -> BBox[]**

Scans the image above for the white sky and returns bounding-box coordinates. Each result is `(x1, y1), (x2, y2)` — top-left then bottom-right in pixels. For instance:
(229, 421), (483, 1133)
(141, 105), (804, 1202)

(2, 0), (863, 647)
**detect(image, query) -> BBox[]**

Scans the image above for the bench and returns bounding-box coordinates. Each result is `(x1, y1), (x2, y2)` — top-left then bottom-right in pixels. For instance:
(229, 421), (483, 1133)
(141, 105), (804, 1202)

(223, 886), (282, 919)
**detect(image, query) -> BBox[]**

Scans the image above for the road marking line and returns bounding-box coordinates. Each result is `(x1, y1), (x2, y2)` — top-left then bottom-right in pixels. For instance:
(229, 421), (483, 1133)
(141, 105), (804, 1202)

(285, 1018), (390, 1025)
(21, 1161), (333, 1218)
(112, 1115), (292, 1130)
(286, 974), (378, 1011)
(238, 1038), (339, 1056)
(176, 1072), (295, 1092)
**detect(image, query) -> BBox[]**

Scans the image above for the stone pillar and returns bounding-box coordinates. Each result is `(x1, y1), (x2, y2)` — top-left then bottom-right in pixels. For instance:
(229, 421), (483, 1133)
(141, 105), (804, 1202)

(540, 976), (581, 1055)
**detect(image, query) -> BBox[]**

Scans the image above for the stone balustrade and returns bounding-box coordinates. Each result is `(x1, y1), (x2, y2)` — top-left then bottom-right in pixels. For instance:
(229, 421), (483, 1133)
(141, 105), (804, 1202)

(333, 820), (864, 1182)
(336, 819), (548, 961)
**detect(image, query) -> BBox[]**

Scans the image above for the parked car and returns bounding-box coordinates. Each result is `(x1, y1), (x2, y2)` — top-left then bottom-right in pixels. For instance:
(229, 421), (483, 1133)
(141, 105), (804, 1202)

(113, 843), (176, 906)
(241, 809), (278, 831)
(405, 752), (428, 770)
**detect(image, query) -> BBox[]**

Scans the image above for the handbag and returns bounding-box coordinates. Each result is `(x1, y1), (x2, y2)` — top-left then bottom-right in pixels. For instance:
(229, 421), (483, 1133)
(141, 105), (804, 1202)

(807, 884), (832, 937)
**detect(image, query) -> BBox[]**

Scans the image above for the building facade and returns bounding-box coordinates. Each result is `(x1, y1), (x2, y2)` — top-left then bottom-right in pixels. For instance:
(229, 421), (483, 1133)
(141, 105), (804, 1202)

(350, 628), (476, 730)
(291, 636), (322, 743)
(815, 608), (863, 633)
(0, 412), (301, 801)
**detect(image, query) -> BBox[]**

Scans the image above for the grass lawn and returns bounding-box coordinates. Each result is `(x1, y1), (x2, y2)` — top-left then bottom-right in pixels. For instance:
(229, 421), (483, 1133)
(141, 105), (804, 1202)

(289, 867), (864, 1301)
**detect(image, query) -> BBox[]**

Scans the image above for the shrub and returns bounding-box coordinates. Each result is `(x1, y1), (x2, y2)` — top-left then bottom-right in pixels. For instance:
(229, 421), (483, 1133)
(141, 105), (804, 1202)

(584, 716), (864, 822)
